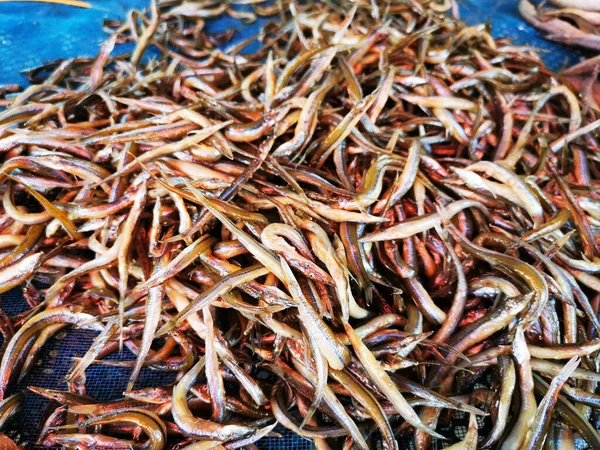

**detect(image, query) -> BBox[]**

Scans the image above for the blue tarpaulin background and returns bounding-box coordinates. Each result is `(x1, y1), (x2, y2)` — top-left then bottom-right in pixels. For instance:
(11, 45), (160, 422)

(0, 0), (588, 448)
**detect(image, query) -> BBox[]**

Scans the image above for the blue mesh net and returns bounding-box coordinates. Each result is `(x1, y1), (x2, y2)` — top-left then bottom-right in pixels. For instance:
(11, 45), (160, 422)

(0, 0), (587, 448)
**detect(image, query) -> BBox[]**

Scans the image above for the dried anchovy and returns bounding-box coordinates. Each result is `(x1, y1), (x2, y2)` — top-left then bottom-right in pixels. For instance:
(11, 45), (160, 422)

(0, 1), (597, 450)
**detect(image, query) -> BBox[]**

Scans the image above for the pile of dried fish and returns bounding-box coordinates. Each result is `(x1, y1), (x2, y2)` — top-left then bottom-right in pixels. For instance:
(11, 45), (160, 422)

(0, 0), (599, 449)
